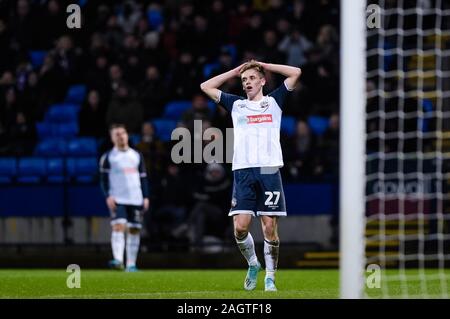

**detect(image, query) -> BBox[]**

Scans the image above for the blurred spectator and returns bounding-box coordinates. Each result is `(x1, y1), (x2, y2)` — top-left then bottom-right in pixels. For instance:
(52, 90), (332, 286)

(314, 24), (339, 69)
(117, 1), (142, 34)
(9, 0), (38, 50)
(170, 51), (202, 100)
(311, 62), (338, 115)
(284, 81), (311, 118)
(237, 13), (264, 52)
(79, 90), (107, 138)
(108, 64), (124, 98)
(206, 0), (229, 43)
(263, 0), (288, 28)
(228, 2), (250, 41)
(288, 0), (309, 37)
(285, 120), (315, 180)
(313, 0), (340, 31)
(15, 56), (32, 93)
(149, 164), (190, 244)
(119, 34), (144, 85)
(278, 27), (313, 67)
(7, 111), (36, 156)
(181, 94), (212, 132)
(182, 15), (217, 62)
(105, 15), (124, 49)
(138, 65), (167, 119)
(0, 19), (15, 74)
(19, 71), (40, 122)
(135, 122), (166, 181)
(40, 0), (65, 49)
(316, 113), (339, 177)
(160, 19), (179, 61)
(38, 54), (67, 113)
(51, 35), (80, 81)
(85, 54), (110, 99)
(209, 47), (234, 78)
(0, 87), (18, 136)
(0, 71), (16, 89)
(106, 83), (143, 134)
(142, 30), (169, 70)
(257, 29), (285, 64)
(181, 163), (232, 248)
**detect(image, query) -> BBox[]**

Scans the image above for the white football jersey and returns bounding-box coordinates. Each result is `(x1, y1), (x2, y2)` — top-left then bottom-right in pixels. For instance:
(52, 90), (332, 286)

(99, 147), (147, 206)
(218, 80), (292, 171)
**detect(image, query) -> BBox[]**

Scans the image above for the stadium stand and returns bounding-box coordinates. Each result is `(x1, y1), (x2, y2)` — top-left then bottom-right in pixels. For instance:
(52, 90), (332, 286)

(0, 0), (340, 253)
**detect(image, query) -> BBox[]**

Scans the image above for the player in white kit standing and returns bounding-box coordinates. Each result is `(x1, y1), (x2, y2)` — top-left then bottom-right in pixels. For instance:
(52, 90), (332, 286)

(201, 60), (301, 291)
(100, 124), (150, 272)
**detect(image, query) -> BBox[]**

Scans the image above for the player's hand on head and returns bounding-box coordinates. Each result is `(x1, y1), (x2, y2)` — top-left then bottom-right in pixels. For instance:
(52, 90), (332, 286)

(106, 196), (116, 211)
(257, 61), (268, 69)
(233, 63), (246, 76)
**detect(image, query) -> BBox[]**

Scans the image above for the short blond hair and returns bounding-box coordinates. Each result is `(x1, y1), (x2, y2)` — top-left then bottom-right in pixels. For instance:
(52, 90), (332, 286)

(239, 60), (265, 77)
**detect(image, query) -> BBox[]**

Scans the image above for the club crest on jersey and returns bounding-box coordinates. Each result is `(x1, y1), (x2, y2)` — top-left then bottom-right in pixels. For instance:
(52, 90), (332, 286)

(238, 103), (246, 108)
(260, 99), (269, 108)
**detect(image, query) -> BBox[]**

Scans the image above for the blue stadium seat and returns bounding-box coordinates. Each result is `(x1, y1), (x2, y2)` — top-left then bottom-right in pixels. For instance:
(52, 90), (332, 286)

(17, 158), (46, 184)
(129, 134), (141, 146)
(147, 8), (164, 30)
(67, 138), (97, 156)
(222, 44), (238, 62)
(29, 50), (47, 69)
(34, 138), (67, 157)
(36, 122), (54, 139)
(46, 158), (65, 183)
(203, 62), (220, 78)
(207, 101), (216, 115)
(64, 85), (87, 104)
(57, 122), (79, 138)
(45, 104), (80, 123)
(152, 119), (178, 142)
(163, 101), (192, 120)
(308, 116), (329, 136)
(67, 157), (98, 183)
(280, 116), (296, 136)
(0, 158), (17, 184)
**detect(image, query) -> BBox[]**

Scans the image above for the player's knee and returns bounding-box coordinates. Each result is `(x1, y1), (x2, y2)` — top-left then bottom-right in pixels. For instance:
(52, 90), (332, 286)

(112, 223), (126, 232)
(128, 227), (140, 235)
(262, 223), (277, 241)
(263, 228), (276, 240)
(234, 224), (249, 238)
(234, 222), (249, 235)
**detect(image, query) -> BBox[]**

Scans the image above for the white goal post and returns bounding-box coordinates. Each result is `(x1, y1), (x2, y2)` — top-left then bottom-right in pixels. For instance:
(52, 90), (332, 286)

(339, 0), (367, 299)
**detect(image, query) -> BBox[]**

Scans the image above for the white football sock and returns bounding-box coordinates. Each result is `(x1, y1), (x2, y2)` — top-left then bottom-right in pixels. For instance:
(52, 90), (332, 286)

(235, 232), (258, 266)
(111, 230), (125, 263)
(126, 232), (140, 267)
(264, 238), (280, 279)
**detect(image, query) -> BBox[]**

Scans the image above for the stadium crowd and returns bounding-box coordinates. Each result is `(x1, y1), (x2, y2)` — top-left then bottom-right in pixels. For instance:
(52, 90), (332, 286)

(0, 0), (340, 247)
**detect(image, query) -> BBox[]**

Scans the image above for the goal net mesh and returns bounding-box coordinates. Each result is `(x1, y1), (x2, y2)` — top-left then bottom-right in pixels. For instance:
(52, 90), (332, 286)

(365, 0), (450, 298)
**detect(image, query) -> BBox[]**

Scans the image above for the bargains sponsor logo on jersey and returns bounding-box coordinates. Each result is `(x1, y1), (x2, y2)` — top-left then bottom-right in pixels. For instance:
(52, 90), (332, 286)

(111, 167), (138, 174)
(123, 167), (138, 174)
(247, 114), (273, 124)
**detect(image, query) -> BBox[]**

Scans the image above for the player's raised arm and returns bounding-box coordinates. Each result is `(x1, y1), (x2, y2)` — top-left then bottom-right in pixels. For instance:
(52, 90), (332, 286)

(200, 63), (245, 102)
(257, 62), (302, 91)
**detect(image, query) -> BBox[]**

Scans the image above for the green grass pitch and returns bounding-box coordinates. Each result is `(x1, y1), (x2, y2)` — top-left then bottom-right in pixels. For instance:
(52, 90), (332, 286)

(0, 269), (449, 298)
(0, 269), (338, 299)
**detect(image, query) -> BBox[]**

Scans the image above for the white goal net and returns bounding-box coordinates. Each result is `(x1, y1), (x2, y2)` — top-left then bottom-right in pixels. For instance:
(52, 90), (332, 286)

(364, 0), (450, 298)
